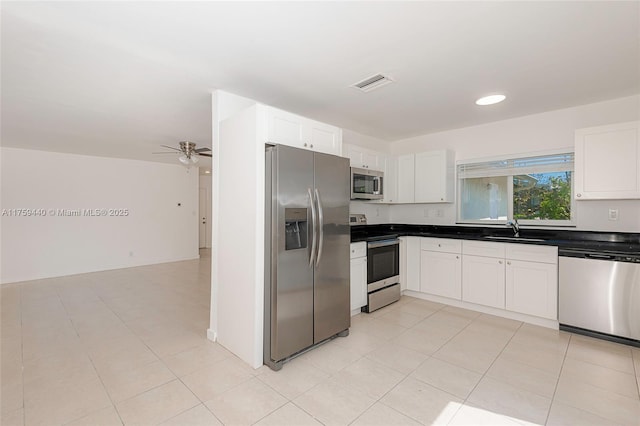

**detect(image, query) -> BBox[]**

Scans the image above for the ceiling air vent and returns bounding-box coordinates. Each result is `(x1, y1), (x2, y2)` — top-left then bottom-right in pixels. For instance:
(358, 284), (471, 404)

(352, 73), (394, 92)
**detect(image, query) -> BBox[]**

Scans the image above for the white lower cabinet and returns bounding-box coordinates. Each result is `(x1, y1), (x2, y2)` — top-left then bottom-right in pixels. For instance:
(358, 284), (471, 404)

(462, 255), (505, 309)
(506, 259), (558, 320)
(350, 242), (367, 312)
(406, 238), (559, 323)
(420, 238), (462, 299)
(462, 241), (506, 309)
(404, 236), (421, 291)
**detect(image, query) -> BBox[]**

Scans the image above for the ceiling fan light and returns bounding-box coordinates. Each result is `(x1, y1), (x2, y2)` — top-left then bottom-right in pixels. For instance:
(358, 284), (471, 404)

(191, 155), (199, 164)
(179, 155), (190, 165)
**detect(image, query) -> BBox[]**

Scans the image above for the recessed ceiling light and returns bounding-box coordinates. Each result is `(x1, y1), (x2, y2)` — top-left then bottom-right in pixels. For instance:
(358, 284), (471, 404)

(205, 170), (210, 174)
(476, 94), (506, 106)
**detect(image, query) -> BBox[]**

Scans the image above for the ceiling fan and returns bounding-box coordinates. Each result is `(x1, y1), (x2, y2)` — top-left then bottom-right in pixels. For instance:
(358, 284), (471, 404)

(153, 141), (211, 166)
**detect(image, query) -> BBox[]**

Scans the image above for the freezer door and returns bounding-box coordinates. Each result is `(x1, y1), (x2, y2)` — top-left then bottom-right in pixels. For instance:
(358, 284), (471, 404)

(267, 145), (315, 361)
(313, 152), (351, 343)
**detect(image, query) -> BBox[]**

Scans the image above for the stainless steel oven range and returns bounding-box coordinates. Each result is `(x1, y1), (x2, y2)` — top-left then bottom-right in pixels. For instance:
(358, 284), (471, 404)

(363, 236), (400, 312)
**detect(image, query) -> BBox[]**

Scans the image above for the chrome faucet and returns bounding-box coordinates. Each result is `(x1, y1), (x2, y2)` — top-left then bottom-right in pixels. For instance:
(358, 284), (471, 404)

(506, 219), (520, 237)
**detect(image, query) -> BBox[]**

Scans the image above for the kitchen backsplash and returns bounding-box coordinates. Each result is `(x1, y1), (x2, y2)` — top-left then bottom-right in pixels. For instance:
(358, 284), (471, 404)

(352, 200), (639, 232)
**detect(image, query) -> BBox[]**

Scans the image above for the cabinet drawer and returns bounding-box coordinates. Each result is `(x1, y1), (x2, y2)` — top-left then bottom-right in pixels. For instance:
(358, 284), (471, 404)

(350, 242), (367, 259)
(420, 237), (461, 254)
(462, 240), (505, 258)
(506, 244), (558, 264)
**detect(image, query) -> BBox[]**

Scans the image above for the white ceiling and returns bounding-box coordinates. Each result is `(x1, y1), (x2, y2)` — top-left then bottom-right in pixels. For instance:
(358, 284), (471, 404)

(2, 1), (639, 164)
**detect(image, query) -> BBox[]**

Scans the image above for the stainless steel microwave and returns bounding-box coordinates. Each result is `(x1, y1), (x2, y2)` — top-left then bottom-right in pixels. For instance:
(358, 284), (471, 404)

(351, 167), (384, 200)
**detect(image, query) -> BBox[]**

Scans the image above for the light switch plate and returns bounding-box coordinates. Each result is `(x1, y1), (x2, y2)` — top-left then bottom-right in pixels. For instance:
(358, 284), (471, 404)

(608, 208), (619, 221)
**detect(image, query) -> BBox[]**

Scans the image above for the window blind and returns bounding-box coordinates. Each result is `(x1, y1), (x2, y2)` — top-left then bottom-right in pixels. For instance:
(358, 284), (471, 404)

(457, 152), (574, 179)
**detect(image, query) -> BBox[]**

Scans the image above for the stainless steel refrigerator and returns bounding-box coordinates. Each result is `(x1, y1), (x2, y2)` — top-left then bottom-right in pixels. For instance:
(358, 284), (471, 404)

(264, 144), (350, 371)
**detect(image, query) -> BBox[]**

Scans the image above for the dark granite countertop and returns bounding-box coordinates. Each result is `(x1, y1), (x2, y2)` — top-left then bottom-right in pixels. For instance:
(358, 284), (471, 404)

(350, 223), (640, 257)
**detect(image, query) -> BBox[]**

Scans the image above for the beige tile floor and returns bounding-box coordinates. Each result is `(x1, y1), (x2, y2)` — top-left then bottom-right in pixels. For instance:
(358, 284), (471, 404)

(2, 249), (640, 425)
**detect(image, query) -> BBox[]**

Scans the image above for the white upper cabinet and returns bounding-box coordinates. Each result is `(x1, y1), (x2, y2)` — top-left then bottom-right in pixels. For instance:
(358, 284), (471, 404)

(575, 121), (640, 200)
(415, 150), (455, 203)
(344, 144), (386, 171)
(382, 156), (397, 203)
(396, 154), (416, 203)
(392, 150), (454, 204)
(264, 106), (342, 156)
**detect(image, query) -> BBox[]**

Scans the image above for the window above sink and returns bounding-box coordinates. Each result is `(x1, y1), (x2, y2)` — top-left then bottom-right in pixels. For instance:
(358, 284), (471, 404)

(457, 151), (575, 227)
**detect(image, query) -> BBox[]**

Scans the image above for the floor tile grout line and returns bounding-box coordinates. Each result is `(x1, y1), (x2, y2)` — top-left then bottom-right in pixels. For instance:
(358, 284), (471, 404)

(54, 284), (126, 426)
(543, 332), (572, 425)
(19, 285), (25, 426)
(348, 302), (482, 426)
(442, 316), (525, 422)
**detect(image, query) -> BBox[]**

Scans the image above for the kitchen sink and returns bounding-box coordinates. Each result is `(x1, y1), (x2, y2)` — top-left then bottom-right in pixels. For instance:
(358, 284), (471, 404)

(483, 235), (546, 242)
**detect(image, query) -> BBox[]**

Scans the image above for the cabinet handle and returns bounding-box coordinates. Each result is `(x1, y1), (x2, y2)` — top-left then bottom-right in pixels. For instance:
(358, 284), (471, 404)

(577, 193), (582, 198)
(507, 261), (511, 265)
(310, 144), (314, 148)
(499, 260), (503, 264)
(304, 143), (308, 147)
(456, 255), (459, 259)
(438, 244), (441, 247)
(440, 198), (444, 201)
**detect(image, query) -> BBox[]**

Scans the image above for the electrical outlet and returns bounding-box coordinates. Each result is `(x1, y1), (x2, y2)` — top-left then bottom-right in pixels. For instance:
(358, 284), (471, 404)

(608, 208), (619, 221)
(436, 209), (444, 218)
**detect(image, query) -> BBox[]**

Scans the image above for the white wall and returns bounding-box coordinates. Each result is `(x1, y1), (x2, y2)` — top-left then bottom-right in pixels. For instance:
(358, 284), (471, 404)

(209, 91), (265, 368)
(389, 95), (640, 232)
(0, 147), (199, 284)
(208, 90), (257, 347)
(198, 173), (212, 248)
(342, 128), (392, 154)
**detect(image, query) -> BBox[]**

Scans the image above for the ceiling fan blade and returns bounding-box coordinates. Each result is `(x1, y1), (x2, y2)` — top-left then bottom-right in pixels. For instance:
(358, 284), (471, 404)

(152, 152), (179, 154)
(195, 147), (211, 153)
(160, 144), (182, 152)
(198, 153), (212, 157)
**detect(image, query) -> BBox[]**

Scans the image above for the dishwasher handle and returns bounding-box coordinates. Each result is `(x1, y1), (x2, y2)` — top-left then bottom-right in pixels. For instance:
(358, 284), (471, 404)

(584, 253), (616, 260)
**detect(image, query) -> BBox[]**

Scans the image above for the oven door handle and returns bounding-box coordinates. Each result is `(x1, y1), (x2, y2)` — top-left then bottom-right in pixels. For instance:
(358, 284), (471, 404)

(368, 239), (400, 249)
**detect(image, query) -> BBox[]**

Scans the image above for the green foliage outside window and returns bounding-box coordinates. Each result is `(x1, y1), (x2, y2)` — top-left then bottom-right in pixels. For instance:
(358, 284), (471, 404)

(514, 172), (572, 221)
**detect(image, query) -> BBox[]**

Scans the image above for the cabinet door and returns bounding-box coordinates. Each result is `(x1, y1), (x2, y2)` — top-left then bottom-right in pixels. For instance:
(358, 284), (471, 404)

(350, 257), (367, 311)
(420, 250), (461, 299)
(307, 121), (342, 156)
(404, 237), (421, 291)
(345, 145), (365, 168)
(506, 260), (557, 320)
(265, 107), (305, 147)
(397, 154), (415, 203)
(575, 121), (640, 200)
(415, 150), (454, 203)
(382, 156), (397, 203)
(462, 255), (505, 309)
(265, 107), (342, 155)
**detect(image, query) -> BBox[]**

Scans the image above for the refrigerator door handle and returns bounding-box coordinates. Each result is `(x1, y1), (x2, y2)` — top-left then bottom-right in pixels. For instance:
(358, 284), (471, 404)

(315, 188), (324, 267)
(308, 188), (317, 267)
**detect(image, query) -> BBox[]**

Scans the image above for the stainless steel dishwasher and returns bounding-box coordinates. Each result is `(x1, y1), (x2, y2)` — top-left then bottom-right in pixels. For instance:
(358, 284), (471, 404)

(559, 249), (640, 345)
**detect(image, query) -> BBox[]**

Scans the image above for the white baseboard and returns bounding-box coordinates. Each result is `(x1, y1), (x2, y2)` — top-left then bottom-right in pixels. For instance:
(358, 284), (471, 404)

(402, 290), (559, 330)
(207, 328), (217, 342)
(1, 254), (201, 285)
